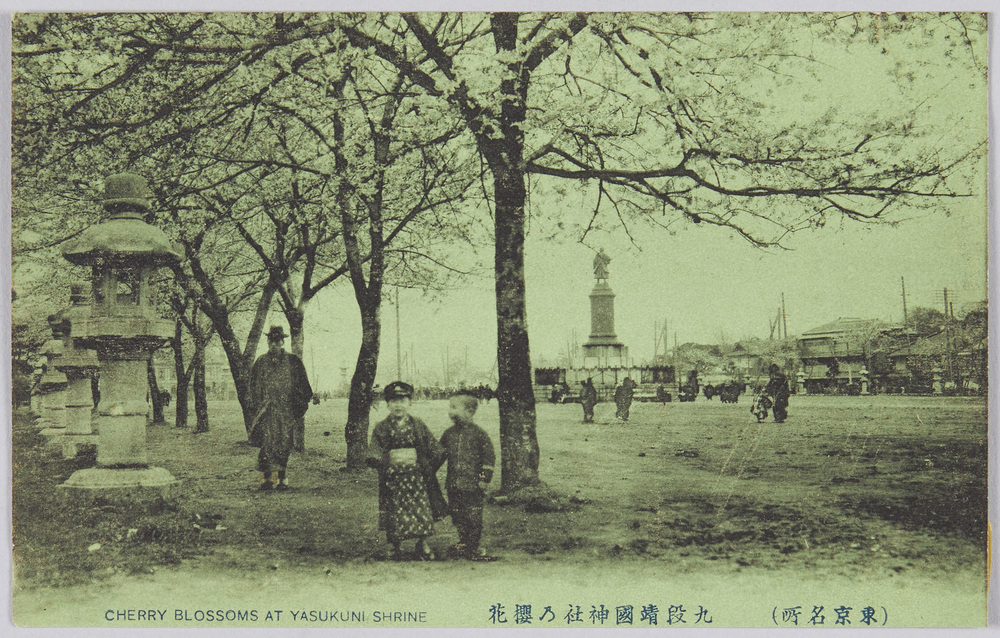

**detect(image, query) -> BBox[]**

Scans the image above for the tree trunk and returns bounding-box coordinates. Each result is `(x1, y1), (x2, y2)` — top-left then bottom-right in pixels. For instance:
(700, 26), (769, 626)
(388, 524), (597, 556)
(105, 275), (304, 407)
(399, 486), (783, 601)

(172, 322), (190, 429)
(492, 165), (540, 491)
(215, 327), (252, 433)
(333, 66), (386, 471)
(193, 340), (209, 432)
(287, 306), (305, 360)
(147, 355), (166, 424)
(489, 16), (540, 492)
(286, 306), (307, 451)
(184, 257), (272, 434)
(344, 298), (380, 470)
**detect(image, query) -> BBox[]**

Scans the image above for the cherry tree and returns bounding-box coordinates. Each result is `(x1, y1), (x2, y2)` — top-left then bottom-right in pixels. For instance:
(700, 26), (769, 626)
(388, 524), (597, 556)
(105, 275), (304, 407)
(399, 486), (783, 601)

(333, 12), (986, 491)
(13, 13), (484, 451)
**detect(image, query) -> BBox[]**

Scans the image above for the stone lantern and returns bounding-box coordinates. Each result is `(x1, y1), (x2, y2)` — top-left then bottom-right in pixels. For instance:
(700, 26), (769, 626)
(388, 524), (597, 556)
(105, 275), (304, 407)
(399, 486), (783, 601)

(796, 367), (807, 395)
(859, 366), (870, 395)
(36, 315), (69, 436)
(59, 173), (181, 499)
(53, 284), (101, 458)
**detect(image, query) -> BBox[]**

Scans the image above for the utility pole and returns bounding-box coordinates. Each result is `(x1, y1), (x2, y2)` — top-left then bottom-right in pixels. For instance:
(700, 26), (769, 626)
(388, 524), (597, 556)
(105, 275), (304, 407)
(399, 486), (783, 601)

(781, 292), (788, 339)
(949, 300), (956, 385)
(901, 276), (908, 328)
(943, 287), (949, 317)
(663, 318), (668, 359)
(653, 321), (659, 361)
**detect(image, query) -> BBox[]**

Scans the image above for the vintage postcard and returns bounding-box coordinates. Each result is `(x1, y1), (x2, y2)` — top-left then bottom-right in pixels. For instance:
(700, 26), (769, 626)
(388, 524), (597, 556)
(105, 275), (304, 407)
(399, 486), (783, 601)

(7, 7), (992, 630)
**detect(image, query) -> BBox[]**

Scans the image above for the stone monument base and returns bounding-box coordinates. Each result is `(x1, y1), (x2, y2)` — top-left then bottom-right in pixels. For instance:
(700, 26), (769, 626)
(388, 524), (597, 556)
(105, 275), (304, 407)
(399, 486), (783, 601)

(60, 467), (179, 503)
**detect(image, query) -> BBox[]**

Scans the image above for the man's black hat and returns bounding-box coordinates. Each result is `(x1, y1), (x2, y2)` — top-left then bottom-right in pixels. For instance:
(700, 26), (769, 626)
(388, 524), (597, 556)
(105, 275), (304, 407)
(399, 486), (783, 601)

(384, 381), (414, 400)
(266, 325), (287, 341)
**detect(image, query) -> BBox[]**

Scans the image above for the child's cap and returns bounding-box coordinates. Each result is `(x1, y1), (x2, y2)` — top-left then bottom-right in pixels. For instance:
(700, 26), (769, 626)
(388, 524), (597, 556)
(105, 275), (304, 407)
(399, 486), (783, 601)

(384, 381), (414, 400)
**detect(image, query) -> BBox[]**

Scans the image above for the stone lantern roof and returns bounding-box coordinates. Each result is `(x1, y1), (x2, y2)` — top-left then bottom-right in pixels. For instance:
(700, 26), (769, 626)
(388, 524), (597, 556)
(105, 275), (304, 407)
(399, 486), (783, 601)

(61, 173), (181, 267)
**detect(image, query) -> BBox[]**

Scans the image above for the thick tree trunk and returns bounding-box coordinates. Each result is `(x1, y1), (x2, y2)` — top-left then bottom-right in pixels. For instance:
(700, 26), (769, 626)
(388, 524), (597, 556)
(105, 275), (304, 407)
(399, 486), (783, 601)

(147, 356), (166, 424)
(344, 300), (380, 470)
(489, 16), (540, 492)
(193, 341), (209, 432)
(493, 167), (540, 491)
(333, 66), (385, 471)
(172, 322), (190, 429)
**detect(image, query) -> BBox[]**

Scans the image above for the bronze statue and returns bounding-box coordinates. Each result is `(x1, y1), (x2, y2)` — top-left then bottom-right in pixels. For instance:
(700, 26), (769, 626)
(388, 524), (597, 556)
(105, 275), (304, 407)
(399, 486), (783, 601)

(593, 248), (611, 280)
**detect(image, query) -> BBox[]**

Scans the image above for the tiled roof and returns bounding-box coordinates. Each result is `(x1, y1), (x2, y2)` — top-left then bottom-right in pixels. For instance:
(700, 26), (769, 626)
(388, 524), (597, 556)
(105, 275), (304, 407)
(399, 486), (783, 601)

(800, 317), (883, 337)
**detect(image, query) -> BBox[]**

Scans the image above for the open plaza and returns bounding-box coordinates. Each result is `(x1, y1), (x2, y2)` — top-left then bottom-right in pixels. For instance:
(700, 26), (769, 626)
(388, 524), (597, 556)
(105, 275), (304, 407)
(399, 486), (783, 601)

(12, 393), (987, 626)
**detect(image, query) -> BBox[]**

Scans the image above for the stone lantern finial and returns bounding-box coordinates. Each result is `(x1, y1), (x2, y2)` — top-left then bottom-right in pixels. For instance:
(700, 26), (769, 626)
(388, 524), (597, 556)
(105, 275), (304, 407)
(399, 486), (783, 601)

(103, 172), (151, 213)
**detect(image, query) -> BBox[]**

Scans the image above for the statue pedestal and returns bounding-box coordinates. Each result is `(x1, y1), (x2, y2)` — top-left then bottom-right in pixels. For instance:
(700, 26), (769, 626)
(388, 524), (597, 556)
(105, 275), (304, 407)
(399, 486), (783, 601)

(581, 343), (629, 368)
(583, 279), (628, 367)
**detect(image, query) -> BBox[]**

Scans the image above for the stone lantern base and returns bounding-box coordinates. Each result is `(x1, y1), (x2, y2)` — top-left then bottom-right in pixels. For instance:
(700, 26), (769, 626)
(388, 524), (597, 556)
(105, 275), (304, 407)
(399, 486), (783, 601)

(56, 434), (99, 460)
(60, 467), (179, 503)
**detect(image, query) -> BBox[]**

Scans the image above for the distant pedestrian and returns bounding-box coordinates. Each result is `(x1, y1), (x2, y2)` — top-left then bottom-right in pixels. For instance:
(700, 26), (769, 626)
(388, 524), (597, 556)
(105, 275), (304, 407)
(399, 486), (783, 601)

(614, 377), (635, 422)
(438, 392), (496, 560)
(679, 370), (699, 402)
(367, 381), (448, 561)
(765, 364), (790, 423)
(580, 378), (598, 423)
(656, 383), (669, 404)
(751, 388), (772, 422)
(248, 326), (312, 491)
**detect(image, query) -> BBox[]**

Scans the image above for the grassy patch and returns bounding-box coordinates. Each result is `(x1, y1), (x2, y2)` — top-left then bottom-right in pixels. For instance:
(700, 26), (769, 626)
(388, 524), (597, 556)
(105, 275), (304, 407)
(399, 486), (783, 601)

(12, 421), (210, 586)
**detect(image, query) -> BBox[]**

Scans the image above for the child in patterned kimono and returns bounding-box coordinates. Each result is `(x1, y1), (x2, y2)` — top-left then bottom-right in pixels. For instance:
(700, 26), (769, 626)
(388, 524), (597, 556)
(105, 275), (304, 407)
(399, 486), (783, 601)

(438, 392), (496, 560)
(367, 381), (447, 561)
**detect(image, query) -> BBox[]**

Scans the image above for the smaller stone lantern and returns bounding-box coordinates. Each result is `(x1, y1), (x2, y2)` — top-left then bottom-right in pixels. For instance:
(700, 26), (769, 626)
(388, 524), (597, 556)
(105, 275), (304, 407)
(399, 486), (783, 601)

(59, 173), (182, 500)
(37, 315), (69, 437)
(54, 284), (101, 458)
(859, 366), (870, 395)
(796, 367), (807, 395)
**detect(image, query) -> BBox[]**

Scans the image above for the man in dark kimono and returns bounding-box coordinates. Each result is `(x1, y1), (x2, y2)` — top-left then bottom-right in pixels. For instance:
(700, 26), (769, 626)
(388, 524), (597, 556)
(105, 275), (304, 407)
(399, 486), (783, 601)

(580, 378), (598, 423)
(765, 363), (790, 423)
(614, 377), (635, 422)
(249, 325), (312, 491)
(367, 381), (448, 560)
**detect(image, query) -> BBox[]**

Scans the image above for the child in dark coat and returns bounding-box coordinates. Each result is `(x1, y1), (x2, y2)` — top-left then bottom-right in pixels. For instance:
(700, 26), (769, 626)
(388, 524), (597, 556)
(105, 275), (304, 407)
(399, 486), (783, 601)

(438, 392), (496, 560)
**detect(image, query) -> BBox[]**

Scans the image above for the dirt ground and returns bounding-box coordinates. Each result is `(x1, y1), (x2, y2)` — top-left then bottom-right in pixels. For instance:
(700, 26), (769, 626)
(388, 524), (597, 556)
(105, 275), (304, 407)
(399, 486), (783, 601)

(11, 394), (989, 626)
